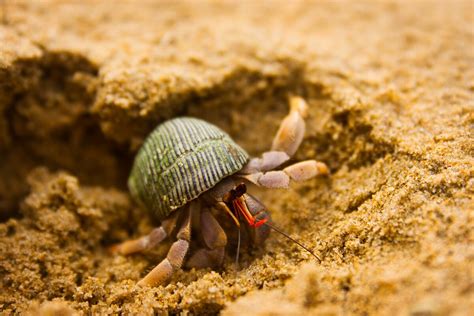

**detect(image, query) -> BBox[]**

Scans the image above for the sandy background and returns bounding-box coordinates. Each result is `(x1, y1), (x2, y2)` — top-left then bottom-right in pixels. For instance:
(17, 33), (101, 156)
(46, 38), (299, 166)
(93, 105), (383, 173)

(0, 0), (473, 315)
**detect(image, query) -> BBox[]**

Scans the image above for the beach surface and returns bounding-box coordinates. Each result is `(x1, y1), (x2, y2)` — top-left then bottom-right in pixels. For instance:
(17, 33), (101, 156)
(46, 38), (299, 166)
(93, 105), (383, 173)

(0, 1), (472, 314)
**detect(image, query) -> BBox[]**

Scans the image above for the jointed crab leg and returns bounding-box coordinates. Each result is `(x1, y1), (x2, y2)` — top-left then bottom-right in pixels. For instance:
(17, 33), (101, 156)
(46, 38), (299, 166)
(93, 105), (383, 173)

(241, 96), (308, 175)
(283, 160), (329, 181)
(186, 210), (228, 269)
(239, 96), (328, 188)
(240, 151), (290, 174)
(239, 160), (329, 189)
(137, 202), (194, 287)
(271, 96), (308, 157)
(109, 211), (180, 255)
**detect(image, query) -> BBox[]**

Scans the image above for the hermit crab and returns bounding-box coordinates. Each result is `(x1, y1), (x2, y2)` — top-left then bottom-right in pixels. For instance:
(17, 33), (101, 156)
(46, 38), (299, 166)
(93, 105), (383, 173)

(110, 97), (328, 287)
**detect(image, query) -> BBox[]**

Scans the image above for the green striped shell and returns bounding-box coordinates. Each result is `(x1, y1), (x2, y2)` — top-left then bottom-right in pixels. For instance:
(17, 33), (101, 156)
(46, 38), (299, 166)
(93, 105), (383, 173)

(128, 117), (249, 220)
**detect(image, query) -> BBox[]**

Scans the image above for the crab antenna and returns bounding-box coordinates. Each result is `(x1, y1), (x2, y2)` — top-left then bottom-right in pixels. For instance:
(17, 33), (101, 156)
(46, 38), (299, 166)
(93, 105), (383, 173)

(264, 222), (322, 262)
(235, 226), (241, 268)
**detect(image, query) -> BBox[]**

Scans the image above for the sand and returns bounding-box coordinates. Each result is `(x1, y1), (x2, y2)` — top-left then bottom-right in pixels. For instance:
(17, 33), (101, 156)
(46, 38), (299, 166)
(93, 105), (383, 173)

(0, 0), (473, 315)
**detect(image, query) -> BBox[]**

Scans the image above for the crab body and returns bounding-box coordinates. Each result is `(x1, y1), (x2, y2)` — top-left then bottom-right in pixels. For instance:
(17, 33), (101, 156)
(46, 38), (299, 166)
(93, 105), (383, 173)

(128, 117), (248, 220)
(111, 97), (329, 287)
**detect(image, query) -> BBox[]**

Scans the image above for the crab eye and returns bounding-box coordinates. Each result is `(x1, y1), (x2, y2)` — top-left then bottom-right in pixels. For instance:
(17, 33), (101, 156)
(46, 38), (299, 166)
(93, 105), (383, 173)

(235, 183), (247, 196)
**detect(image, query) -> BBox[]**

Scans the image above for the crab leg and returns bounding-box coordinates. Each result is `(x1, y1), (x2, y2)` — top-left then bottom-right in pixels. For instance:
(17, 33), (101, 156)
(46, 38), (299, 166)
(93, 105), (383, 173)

(239, 97), (307, 175)
(283, 160), (329, 181)
(137, 202), (195, 287)
(241, 96), (307, 175)
(240, 160), (329, 189)
(186, 210), (228, 269)
(239, 96), (328, 182)
(240, 151), (290, 174)
(109, 211), (179, 255)
(271, 96), (308, 157)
